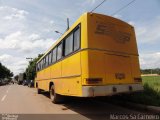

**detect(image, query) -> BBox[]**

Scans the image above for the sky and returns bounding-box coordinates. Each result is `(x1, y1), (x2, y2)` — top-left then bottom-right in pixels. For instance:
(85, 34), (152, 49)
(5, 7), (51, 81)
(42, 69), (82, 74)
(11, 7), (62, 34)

(0, 0), (160, 75)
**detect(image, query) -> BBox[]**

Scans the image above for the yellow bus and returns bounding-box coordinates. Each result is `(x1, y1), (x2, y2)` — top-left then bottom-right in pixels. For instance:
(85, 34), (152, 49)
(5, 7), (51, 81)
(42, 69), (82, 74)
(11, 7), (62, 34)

(35, 12), (143, 103)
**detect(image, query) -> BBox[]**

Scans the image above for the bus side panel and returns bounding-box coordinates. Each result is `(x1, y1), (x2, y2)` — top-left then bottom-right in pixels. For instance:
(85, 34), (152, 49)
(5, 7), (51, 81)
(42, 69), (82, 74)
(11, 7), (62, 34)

(49, 62), (62, 92)
(81, 13), (88, 49)
(130, 56), (141, 83)
(36, 67), (51, 91)
(55, 53), (82, 96)
(55, 15), (88, 96)
(36, 70), (44, 89)
(36, 70), (43, 80)
(44, 67), (51, 91)
(81, 50), (89, 86)
(50, 62), (62, 78)
(61, 53), (81, 77)
(55, 77), (82, 96)
(83, 50), (105, 85)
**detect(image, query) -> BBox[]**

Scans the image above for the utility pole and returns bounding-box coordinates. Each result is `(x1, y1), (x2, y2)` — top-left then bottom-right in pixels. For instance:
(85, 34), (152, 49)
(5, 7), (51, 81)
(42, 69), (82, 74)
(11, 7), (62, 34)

(66, 18), (69, 31)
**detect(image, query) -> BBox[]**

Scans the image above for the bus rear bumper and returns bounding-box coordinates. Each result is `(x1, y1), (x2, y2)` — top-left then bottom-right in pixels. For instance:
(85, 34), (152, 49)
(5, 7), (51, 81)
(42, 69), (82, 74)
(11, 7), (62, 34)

(82, 84), (143, 97)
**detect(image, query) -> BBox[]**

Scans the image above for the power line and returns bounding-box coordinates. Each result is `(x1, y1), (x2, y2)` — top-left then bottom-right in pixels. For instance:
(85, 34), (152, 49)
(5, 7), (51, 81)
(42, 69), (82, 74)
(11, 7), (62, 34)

(111, 0), (136, 16)
(90, 0), (107, 13)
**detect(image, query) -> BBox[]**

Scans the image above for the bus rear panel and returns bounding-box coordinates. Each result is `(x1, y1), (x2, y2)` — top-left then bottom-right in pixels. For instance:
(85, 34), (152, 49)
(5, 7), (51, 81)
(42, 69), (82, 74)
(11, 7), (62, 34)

(81, 13), (143, 97)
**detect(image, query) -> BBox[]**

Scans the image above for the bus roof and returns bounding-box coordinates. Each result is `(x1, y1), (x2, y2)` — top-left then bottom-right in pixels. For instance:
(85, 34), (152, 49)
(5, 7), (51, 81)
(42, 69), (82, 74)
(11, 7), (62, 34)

(37, 12), (132, 63)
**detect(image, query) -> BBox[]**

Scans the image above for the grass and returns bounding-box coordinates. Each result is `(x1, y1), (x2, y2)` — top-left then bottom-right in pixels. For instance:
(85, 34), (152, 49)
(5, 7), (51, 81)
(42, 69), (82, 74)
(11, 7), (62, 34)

(121, 76), (160, 106)
(142, 76), (160, 91)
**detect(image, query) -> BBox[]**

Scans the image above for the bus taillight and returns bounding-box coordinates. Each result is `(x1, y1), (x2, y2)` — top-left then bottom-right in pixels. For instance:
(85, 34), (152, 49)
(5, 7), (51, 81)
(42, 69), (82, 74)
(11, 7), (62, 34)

(134, 77), (142, 82)
(86, 78), (102, 84)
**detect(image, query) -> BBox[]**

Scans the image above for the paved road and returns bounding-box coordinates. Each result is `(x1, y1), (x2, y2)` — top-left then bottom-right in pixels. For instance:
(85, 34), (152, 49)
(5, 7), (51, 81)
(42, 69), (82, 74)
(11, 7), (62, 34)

(0, 84), (153, 120)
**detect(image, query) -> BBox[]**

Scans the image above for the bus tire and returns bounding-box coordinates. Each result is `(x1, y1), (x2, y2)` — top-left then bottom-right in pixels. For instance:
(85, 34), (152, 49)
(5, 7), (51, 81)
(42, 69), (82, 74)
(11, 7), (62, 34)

(50, 85), (64, 104)
(37, 88), (42, 94)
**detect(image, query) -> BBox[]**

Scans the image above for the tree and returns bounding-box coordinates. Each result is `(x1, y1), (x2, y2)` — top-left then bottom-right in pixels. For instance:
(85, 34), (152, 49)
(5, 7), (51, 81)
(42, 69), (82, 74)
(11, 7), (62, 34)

(141, 68), (160, 74)
(14, 75), (19, 81)
(25, 54), (43, 80)
(0, 62), (13, 80)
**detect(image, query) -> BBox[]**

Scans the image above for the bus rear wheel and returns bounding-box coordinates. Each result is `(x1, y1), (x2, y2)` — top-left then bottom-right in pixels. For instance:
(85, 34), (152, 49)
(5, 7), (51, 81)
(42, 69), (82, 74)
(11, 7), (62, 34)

(37, 88), (42, 94)
(50, 85), (64, 104)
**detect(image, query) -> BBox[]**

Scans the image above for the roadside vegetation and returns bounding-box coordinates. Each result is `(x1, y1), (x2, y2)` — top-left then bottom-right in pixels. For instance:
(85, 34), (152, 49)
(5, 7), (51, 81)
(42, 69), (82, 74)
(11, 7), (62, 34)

(25, 54), (43, 80)
(18, 54), (43, 81)
(0, 62), (13, 84)
(143, 76), (160, 91)
(141, 68), (160, 75)
(123, 76), (160, 106)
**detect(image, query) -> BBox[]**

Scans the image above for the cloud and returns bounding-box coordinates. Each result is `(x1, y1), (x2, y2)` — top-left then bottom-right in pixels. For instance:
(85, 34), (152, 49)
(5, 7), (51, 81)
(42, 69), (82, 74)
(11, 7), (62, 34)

(0, 32), (55, 74)
(140, 52), (160, 69)
(87, 0), (96, 4)
(0, 31), (54, 53)
(0, 5), (57, 75)
(28, 34), (40, 41)
(0, 30), (55, 75)
(0, 6), (28, 36)
(3, 10), (28, 20)
(132, 16), (160, 69)
(128, 21), (135, 26)
(0, 54), (12, 62)
(0, 54), (28, 74)
(135, 16), (160, 44)
(0, 6), (28, 20)
(113, 14), (122, 19)
(80, 0), (97, 8)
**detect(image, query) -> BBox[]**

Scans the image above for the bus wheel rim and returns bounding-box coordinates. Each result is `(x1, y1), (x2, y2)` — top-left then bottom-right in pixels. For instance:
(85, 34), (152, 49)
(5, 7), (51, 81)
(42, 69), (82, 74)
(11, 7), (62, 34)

(50, 86), (54, 100)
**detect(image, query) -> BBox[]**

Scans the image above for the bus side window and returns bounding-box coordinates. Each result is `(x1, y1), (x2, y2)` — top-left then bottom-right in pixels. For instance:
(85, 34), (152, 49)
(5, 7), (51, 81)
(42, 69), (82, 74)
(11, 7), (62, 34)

(39, 63), (40, 70)
(36, 64), (38, 71)
(38, 63), (40, 71)
(52, 48), (57, 63)
(65, 33), (73, 56)
(73, 27), (80, 51)
(46, 55), (48, 67)
(39, 61), (41, 70)
(57, 43), (62, 60)
(43, 58), (46, 68)
(41, 60), (43, 70)
(48, 52), (52, 65)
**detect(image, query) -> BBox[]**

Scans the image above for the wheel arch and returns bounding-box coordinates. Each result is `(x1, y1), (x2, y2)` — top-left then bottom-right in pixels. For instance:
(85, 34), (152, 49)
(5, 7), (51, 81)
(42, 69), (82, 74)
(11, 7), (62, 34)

(49, 82), (54, 91)
(36, 82), (38, 88)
